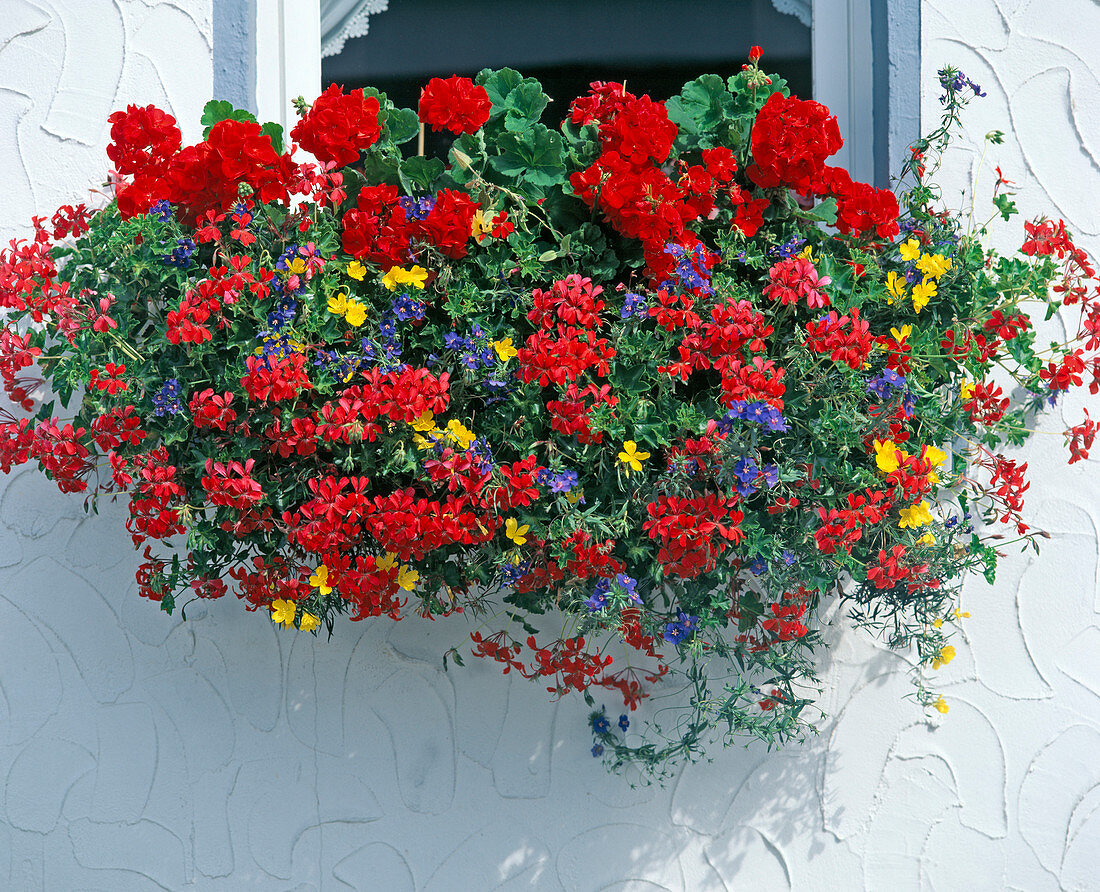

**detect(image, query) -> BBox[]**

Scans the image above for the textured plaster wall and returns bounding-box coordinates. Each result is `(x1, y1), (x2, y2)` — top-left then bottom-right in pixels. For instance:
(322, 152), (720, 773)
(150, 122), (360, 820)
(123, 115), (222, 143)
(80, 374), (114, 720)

(1, 1), (1099, 889)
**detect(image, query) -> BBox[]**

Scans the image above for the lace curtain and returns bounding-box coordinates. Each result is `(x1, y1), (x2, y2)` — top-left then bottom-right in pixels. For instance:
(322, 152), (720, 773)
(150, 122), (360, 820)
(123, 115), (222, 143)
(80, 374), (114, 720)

(321, 0), (390, 58)
(320, 0), (808, 59)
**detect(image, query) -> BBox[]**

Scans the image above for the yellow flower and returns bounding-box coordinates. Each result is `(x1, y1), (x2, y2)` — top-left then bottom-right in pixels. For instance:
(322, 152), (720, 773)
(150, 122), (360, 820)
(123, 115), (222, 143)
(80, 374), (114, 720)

(286, 257), (307, 276)
(397, 565), (419, 591)
(344, 299), (368, 327)
(933, 695), (949, 714)
(346, 260), (367, 281)
(299, 612), (320, 632)
(960, 382), (975, 400)
(953, 608), (971, 619)
(898, 500), (933, 529)
(912, 277), (937, 313)
(471, 210), (491, 241)
(885, 272), (907, 303)
(413, 430), (443, 450)
(270, 599), (297, 628)
(505, 517), (530, 545)
(917, 532), (935, 546)
(932, 644), (956, 670)
(565, 489), (584, 505)
(617, 440), (650, 474)
(890, 324), (912, 343)
(491, 337), (518, 362)
(381, 265), (429, 291)
(309, 564), (333, 595)
(798, 245), (815, 261)
(917, 252), (952, 280)
(933, 617), (944, 629)
(873, 439), (907, 474)
(925, 445), (947, 467)
(409, 411), (436, 432)
(445, 419), (475, 449)
(327, 293), (349, 316)
(376, 552), (398, 572)
(899, 238), (921, 262)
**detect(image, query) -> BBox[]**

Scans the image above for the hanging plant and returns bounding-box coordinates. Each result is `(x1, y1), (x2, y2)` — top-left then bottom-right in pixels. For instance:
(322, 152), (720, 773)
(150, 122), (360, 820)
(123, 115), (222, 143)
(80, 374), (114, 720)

(1, 52), (1095, 775)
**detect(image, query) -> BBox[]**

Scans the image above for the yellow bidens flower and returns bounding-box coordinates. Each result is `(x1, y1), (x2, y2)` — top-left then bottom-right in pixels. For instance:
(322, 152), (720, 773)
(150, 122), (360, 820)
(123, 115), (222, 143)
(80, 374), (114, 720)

(344, 299), (368, 327)
(911, 278), (937, 313)
(932, 645), (957, 670)
(953, 607), (971, 619)
(327, 293), (349, 316)
(397, 565), (419, 591)
(890, 324), (912, 343)
(286, 257), (307, 276)
(505, 517), (530, 545)
(960, 382), (975, 400)
(899, 238), (922, 262)
(376, 552), (398, 572)
(491, 337), (518, 362)
(381, 265), (429, 291)
(899, 500), (933, 528)
(873, 439), (907, 474)
(409, 411), (436, 432)
(346, 260), (367, 281)
(309, 564), (333, 595)
(917, 252), (952, 280)
(798, 245), (815, 261)
(617, 440), (650, 474)
(917, 532), (936, 546)
(933, 695), (950, 714)
(270, 599), (297, 628)
(299, 612), (320, 633)
(445, 419), (475, 449)
(885, 271), (907, 302)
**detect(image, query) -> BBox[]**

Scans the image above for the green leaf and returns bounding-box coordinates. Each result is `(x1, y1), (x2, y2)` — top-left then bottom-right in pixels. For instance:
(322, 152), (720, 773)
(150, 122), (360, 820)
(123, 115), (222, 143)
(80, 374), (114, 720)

(161, 593), (175, 616)
(399, 156), (445, 193)
(504, 81), (549, 131)
(200, 100), (256, 137)
(478, 67), (524, 111)
(667, 75), (735, 142)
(802, 196), (838, 226)
(260, 121), (284, 154)
(993, 193), (1018, 221)
(385, 107), (420, 145)
(488, 125), (565, 187)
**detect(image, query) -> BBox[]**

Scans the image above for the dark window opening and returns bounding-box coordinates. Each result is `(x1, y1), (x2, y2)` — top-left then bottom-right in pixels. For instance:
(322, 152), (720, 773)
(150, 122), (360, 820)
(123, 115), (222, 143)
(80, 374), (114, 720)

(323, 0), (811, 158)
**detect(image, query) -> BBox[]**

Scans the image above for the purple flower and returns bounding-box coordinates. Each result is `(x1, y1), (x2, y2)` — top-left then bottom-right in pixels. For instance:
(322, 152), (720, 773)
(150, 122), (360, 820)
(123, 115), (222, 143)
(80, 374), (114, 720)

(152, 379), (182, 416)
(663, 611), (699, 644)
(621, 292), (647, 319)
(748, 556), (768, 576)
(618, 714), (630, 732)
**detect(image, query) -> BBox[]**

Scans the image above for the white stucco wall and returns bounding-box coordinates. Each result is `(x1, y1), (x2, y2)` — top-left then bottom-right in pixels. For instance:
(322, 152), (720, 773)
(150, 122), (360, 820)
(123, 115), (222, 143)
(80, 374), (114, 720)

(1, 1), (1099, 889)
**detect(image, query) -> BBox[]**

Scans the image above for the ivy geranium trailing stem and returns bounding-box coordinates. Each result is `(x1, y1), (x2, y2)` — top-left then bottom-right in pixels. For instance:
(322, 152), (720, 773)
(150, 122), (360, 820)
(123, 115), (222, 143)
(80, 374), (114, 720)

(1, 54), (1096, 776)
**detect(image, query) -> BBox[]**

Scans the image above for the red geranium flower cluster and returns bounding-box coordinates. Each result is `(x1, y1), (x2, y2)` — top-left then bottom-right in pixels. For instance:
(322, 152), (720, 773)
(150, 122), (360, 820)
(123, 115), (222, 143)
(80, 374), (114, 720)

(342, 184), (480, 269)
(110, 107), (299, 222)
(418, 76), (492, 135)
(290, 84), (382, 167)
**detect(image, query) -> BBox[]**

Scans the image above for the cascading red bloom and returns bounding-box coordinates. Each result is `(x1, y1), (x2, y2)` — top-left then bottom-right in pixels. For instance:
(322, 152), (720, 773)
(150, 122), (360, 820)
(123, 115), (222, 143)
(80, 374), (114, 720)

(291, 84), (382, 167)
(418, 76), (492, 135)
(106, 104), (182, 176)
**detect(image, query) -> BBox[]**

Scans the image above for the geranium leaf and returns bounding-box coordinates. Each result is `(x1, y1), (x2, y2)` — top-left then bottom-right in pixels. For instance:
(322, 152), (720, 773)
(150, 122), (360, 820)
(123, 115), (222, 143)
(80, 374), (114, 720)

(489, 125), (565, 187)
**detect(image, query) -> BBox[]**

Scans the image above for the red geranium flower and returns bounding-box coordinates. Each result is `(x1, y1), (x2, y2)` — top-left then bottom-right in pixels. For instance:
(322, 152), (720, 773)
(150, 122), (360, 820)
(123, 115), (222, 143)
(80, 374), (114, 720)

(418, 76), (492, 135)
(291, 84), (382, 167)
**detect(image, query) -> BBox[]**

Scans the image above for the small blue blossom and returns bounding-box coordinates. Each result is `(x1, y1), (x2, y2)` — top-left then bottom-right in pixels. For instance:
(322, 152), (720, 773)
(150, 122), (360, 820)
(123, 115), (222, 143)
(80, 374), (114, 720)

(662, 242), (714, 296)
(149, 200), (173, 223)
(591, 744), (604, 757)
(618, 714), (630, 732)
(162, 236), (195, 268)
(663, 611), (699, 644)
(398, 194), (435, 220)
(152, 379), (183, 416)
(762, 463), (779, 488)
(748, 555), (768, 576)
(500, 558), (529, 585)
(621, 292), (647, 319)
(782, 549), (796, 566)
(592, 713), (611, 735)
(392, 292), (426, 322)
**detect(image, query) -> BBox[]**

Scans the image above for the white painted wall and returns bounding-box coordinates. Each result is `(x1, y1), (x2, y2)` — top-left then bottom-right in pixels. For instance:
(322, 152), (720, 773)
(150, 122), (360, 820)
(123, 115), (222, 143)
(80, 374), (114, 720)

(1, 1), (1098, 889)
